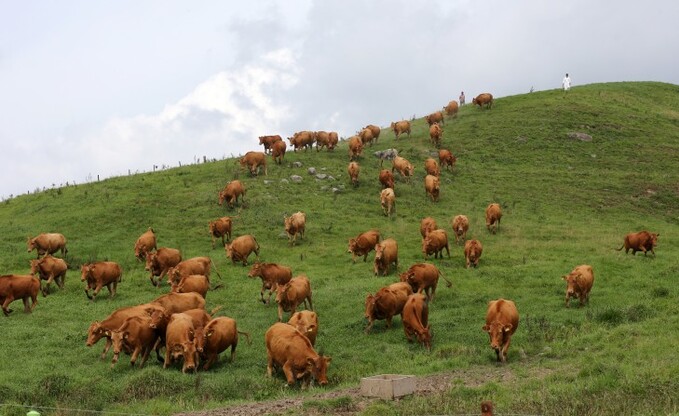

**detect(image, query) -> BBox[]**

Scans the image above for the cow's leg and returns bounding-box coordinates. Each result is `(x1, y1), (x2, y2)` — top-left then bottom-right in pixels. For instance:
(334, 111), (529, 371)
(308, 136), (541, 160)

(3, 296), (15, 315)
(386, 316), (393, 328)
(306, 295), (313, 311)
(130, 346), (142, 366)
(429, 286), (436, 303)
(282, 361), (296, 386)
(364, 319), (374, 334)
(445, 245), (450, 258)
(260, 287), (267, 304)
(277, 304), (284, 322)
(101, 338), (112, 359)
(266, 352), (274, 377)
(57, 273), (65, 289)
(138, 346), (151, 368)
(111, 282), (117, 298)
(22, 297), (30, 313)
(29, 293), (38, 312)
(501, 339), (511, 363)
(163, 347), (171, 369)
(230, 343), (237, 362)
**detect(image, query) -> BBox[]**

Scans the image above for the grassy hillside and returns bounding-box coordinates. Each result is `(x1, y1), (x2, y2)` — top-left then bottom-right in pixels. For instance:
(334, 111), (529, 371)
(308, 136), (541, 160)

(0, 81), (678, 416)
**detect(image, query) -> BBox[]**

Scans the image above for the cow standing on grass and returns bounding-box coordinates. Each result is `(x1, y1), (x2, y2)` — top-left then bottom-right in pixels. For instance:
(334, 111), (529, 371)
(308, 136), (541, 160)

(30, 254), (67, 295)
(27, 233), (67, 258)
(615, 231), (659, 256)
(81, 262), (122, 301)
(247, 262), (293, 304)
(483, 299), (519, 363)
(134, 228), (157, 262)
(562, 265), (594, 307)
(0, 274), (40, 316)
(145, 247), (182, 287)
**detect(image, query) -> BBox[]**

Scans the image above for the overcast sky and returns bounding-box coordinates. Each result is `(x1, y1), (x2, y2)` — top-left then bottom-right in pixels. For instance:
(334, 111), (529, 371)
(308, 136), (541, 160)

(1, 0), (677, 199)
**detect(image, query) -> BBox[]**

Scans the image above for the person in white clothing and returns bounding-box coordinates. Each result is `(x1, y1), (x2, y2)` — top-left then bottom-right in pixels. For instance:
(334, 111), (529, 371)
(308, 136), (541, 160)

(562, 73), (571, 91)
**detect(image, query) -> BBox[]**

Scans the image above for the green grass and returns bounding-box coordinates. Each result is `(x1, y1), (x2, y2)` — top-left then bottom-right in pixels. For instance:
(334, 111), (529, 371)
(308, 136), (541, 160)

(1, 81), (678, 415)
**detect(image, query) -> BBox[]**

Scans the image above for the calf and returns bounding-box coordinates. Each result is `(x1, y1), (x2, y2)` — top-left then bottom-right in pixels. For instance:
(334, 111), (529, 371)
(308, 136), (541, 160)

(197, 317), (251, 370)
(483, 299), (519, 363)
(81, 262), (122, 301)
(134, 227), (157, 262)
(364, 282), (412, 333)
(616, 230), (659, 256)
(422, 229), (450, 259)
(451, 215), (469, 245)
(402, 294), (432, 350)
(429, 123), (443, 147)
(164, 314), (200, 373)
(348, 136), (363, 161)
(391, 156), (414, 183)
(399, 263), (451, 302)
(288, 310), (318, 346)
(209, 217), (233, 248)
(271, 139), (287, 164)
(390, 120), (411, 140)
(420, 217), (438, 238)
(378, 169), (395, 189)
(110, 315), (158, 368)
(424, 175), (440, 202)
(438, 149), (456, 171)
(562, 265), (594, 307)
(265, 322), (331, 387)
(424, 158), (440, 177)
(275, 275), (313, 322)
(145, 247), (182, 286)
(464, 239), (483, 268)
(348, 161), (360, 187)
(30, 254), (67, 296)
(225, 235), (260, 266)
(284, 212), (306, 246)
(27, 233), (67, 258)
(374, 238), (398, 276)
(0, 274), (40, 316)
(485, 203), (502, 234)
(248, 262), (293, 304)
(218, 180), (246, 209)
(380, 188), (395, 217)
(348, 230), (381, 263)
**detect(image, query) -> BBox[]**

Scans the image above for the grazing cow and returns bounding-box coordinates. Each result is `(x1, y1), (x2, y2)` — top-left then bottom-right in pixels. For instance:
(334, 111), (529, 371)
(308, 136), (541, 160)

(348, 162), (360, 187)
(30, 254), (67, 296)
(348, 135), (363, 161)
(438, 149), (456, 171)
(225, 235), (260, 266)
(170, 274), (210, 299)
(0, 274), (40, 316)
(424, 175), (440, 202)
(392, 156), (414, 183)
(444, 100), (459, 117)
(464, 239), (483, 268)
(451, 215), (469, 245)
(378, 169), (395, 190)
(380, 188), (395, 217)
(81, 262), (122, 301)
(364, 282), (412, 333)
(399, 263), (451, 302)
(358, 128), (375, 146)
(424, 158), (440, 177)
(402, 294), (432, 350)
(420, 217), (438, 238)
(473, 93), (494, 109)
(271, 139), (287, 164)
(425, 111), (444, 126)
(275, 275), (313, 322)
(348, 230), (381, 263)
(374, 238), (398, 276)
(209, 217), (233, 249)
(27, 233), (67, 258)
(391, 120), (411, 140)
(240, 151), (267, 176)
(145, 247), (182, 286)
(364, 124), (381, 143)
(616, 231), (659, 256)
(197, 317), (250, 370)
(265, 322), (332, 387)
(134, 228), (157, 262)
(562, 265), (594, 307)
(284, 212), (306, 246)
(422, 229), (450, 259)
(164, 314), (199, 373)
(248, 262), (293, 304)
(219, 180), (246, 209)
(429, 123), (443, 147)
(259, 135), (282, 154)
(483, 299), (519, 363)
(288, 311), (318, 346)
(165, 256), (215, 286)
(327, 131), (339, 150)
(110, 315), (158, 368)
(315, 131), (330, 151)
(485, 203), (502, 234)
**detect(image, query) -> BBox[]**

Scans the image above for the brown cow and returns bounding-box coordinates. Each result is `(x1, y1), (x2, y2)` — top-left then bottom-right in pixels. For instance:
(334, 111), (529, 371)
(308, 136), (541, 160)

(444, 100), (459, 117)
(391, 120), (411, 139)
(164, 313), (199, 373)
(209, 217), (233, 249)
(451, 215), (469, 245)
(364, 124), (381, 143)
(358, 128), (375, 146)
(165, 256), (215, 286)
(425, 111), (445, 126)
(348, 135), (363, 161)
(348, 230), (381, 263)
(288, 131), (315, 151)
(170, 274), (210, 299)
(271, 139), (287, 164)
(616, 230), (659, 256)
(265, 322), (332, 387)
(145, 247), (182, 286)
(399, 263), (451, 302)
(420, 217), (438, 238)
(380, 188), (395, 217)
(424, 158), (440, 177)
(259, 135), (282, 154)
(30, 254), (67, 296)
(438, 149), (456, 171)
(225, 235), (260, 266)
(429, 123), (443, 147)
(134, 227), (157, 261)
(284, 212), (306, 246)
(314, 131), (330, 151)
(374, 238), (398, 276)
(27, 233), (67, 258)
(473, 93), (494, 109)
(422, 229), (450, 259)
(402, 294), (432, 350)
(483, 299), (519, 363)
(348, 161), (360, 187)
(197, 316), (250, 370)
(150, 292), (206, 317)
(150, 307), (214, 338)
(424, 175), (440, 202)
(0, 274), (40, 316)
(240, 151), (267, 176)
(327, 131), (339, 150)
(392, 156), (414, 183)
(110, 314), (158, 368)
(288, 311), (318, 346)
(275, 275), (313, 322)
(219, 180), (246, 209)
(562, 265), (594, 307)
(378, 169), (395, 190)
(81, 262), (122, 301)
(485, 203), (502, 234)
(364, 282), (412, 333)
(464, 239), (483, 268)
(248, 262), (293, 304)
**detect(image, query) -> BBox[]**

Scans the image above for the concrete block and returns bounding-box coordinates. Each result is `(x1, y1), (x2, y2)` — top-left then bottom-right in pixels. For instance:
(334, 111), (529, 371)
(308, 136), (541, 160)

(360, 374), (416, 399)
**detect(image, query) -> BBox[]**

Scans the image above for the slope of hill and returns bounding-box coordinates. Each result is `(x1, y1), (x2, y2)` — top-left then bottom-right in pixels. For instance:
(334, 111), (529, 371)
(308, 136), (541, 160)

(0, 82), (678, 416)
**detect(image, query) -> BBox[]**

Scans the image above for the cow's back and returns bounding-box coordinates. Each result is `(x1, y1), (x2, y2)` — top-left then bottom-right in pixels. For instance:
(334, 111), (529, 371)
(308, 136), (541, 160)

(486, 299), (519, 334)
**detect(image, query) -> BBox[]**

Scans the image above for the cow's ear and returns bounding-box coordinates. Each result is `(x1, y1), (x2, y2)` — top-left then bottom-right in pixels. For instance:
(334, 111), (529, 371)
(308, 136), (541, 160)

(307, 325), (316, 333)
(206, 330), (214, 338)
(104, 330), (111, 337)
(503, 324), (513, 333)
(482, 324), (490, 332)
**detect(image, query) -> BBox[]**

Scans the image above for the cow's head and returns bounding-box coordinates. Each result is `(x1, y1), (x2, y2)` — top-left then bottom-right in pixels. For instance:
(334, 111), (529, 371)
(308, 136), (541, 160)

(275, 282), (292, 305)
(180, 341), (199, 373)
(218, 190), (226, 206)
(26, 237), (36, 252)
(422, 237), (432, 253)
(482, 322), (512, 353)
(144, 252), (157, 272)
(650, 233), (659, 247)
(110, 329), (129, 364)
(364, 293), (376, 320)
(86, 321), (105, 346)
(307, 355), (332, 386)
(80, 264), (93, 282)
(29, 259), (41, 275)
(406, 164), (414, 177)
(165, 267), (181, 285)
(347, 239), (357, 254)
(247, 263), (262, 278)
(194, 329), (207, 354)
(147, 307), (168, 329)
(374, 243), (384, 261)
(416, 325), (432, 351)
(562, 272), (581, 298)
(225, 243), (233, 259)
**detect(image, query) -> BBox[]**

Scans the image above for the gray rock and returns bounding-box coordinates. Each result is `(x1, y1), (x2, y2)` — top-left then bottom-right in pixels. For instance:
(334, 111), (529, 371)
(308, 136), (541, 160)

(332, 187), (342, 194)
(293, 161), (303, 168)
(315, 173), (327, 180)
(327, 175), (335, 181)
(374, 148), (399, 161)
(308, 167), (317, 175)
(290, 175), (303, 183)
(280, 179), (289, 184)
(263, 180), (273, 185)
(567, 132), (593, 142)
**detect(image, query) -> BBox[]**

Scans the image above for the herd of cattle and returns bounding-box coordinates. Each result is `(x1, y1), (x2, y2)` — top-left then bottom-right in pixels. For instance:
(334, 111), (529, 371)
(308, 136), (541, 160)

(0, 93), (662, 387)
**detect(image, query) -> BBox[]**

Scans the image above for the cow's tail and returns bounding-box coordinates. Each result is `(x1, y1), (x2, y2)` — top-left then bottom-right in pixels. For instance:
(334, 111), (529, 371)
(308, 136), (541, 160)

(439, 270), (453, 288)
(209, 305), (223, 317)
(238, 330), (252, 345)
(615, 243), (624, 251)
(209, 258), (223, 281)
